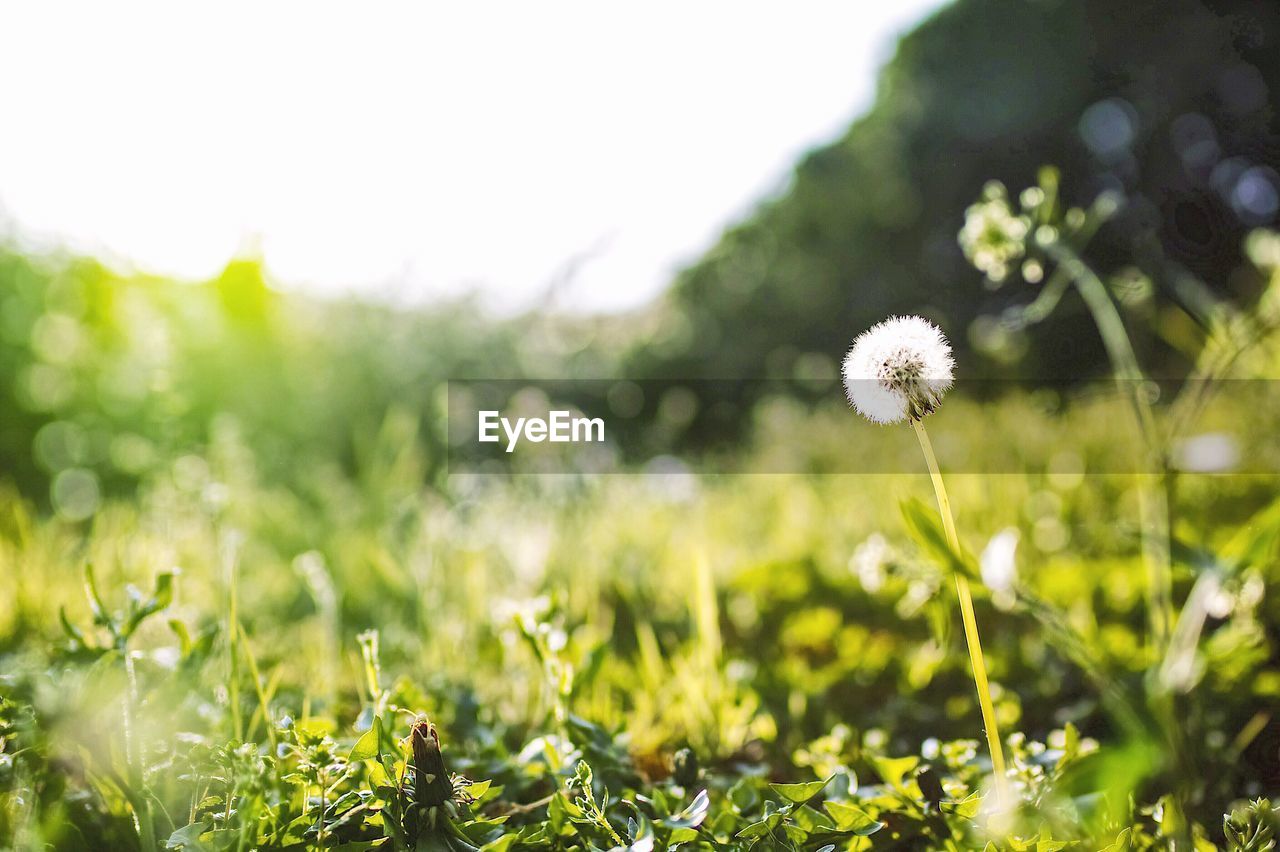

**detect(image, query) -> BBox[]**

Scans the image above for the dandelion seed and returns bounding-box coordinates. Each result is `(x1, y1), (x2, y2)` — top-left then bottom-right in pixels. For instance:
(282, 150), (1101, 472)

(842, 316), (955, 424)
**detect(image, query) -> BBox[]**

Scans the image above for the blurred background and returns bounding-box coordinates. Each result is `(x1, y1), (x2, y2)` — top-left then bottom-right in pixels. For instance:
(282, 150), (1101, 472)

(2, 0), (1279, 507)
(4, 0), (1280, 842)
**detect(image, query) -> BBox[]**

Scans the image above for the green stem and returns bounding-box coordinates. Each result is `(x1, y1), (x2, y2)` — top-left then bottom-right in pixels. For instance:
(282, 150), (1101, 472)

(224, 534), (243, 742)
(1049, 240), (1192, 842)
(912, 419), (1009, 805)
(237, 621), (279, 753)
(318, 767), (327, 852)
(123, 644), (157, 851)
(1047, 242), (1173, 655)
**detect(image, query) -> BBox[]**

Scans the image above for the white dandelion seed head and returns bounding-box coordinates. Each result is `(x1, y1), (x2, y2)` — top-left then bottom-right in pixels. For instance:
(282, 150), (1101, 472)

(842, 315), (955, 424)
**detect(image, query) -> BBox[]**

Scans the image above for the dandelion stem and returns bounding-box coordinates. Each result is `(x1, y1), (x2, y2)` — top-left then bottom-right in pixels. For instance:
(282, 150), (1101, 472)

(912, 418), (1008, 803)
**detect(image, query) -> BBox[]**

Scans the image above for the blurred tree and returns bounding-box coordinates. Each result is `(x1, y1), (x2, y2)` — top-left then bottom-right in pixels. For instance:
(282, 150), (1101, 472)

(3, 0), (1279, 497)
(0, 248), (544, 506)
(625, 0), (1280, 436)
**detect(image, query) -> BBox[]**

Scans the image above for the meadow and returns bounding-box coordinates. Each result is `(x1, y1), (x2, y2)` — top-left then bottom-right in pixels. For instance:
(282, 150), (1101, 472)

(4, 0), (1280, 844)
(3, 186), (1280, 849)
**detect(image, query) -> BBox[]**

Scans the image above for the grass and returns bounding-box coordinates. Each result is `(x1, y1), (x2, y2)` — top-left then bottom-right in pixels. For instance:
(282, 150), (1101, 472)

(2, 398), (1280, 848)
(2, 186), (1280, 848)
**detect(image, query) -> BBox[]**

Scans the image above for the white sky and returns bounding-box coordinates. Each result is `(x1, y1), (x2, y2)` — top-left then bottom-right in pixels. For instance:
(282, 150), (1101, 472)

(0, 1), (944, 313)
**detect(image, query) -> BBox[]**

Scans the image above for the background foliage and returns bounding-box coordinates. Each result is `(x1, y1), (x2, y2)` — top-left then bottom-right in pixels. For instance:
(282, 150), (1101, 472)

(3, 0), (1280, 848)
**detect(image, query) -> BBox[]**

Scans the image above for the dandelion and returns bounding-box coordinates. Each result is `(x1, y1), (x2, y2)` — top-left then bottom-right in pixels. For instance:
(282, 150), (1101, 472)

(959, 181), (1030, 284)
(844, 316), (1009, 806)
(841, 315), (954, 424)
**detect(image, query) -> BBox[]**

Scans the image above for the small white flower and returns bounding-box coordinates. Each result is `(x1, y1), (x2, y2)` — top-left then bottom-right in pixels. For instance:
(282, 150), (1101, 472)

(959, 183), (1030, 283)
(1173, 432), (1239, 473)
(842, 316), (955, 424)
(851, 532), (891, 593)
(980, 528), (1020, 611)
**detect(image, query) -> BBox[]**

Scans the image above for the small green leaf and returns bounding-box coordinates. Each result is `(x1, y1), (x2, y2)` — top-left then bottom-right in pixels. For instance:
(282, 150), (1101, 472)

(870, 755), (920, 789)
(152, 570), (175, 608)
(770, 775), (832, 804)
(169, 619), (192, 656)
(83, 563), (110, 627)
(900, 498), (979, 580)
(782, 823), (808, 843)
(348, 714), (399, 765)
(479, 837), (517, 852)
(349, 725), (380, 762)
(669, 827), (698, 844)
(59, 606), (87, 647)
(823, 801), (883, 835)
(942, 791), (982, 819)
(727, 778), (760, 814)
(791, 804), (834, 833)
(1061, 722), (1081, 763)
(124, 571), (175, 636)
(1099, 827), (1132, 852)
(165, 820), (212, 851)
(735, 816), (778, 839)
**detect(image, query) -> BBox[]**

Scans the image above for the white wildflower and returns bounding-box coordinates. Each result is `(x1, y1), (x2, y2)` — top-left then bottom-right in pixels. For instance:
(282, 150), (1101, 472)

(851, 532), (891, 593)
(1173, 432), (1239, 473)
(842, 316), (955, 424)
(959, 183), (1030, 283)
(980, 528), (1020, 610)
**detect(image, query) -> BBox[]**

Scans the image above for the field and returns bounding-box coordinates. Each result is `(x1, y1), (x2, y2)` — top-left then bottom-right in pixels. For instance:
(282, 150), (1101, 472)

(2, 231), (1280, 849)
(4, 1), (1280, 845)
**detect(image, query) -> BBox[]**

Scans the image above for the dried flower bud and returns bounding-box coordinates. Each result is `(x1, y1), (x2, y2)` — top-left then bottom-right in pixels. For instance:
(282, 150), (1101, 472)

(673, 747), (699, 787)
(914, 763), (946, 811)
(410, 721), (454, 809)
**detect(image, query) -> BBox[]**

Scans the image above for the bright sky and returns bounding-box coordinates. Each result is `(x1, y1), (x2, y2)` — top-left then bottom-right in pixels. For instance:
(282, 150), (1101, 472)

(0, 1), (944, 313)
